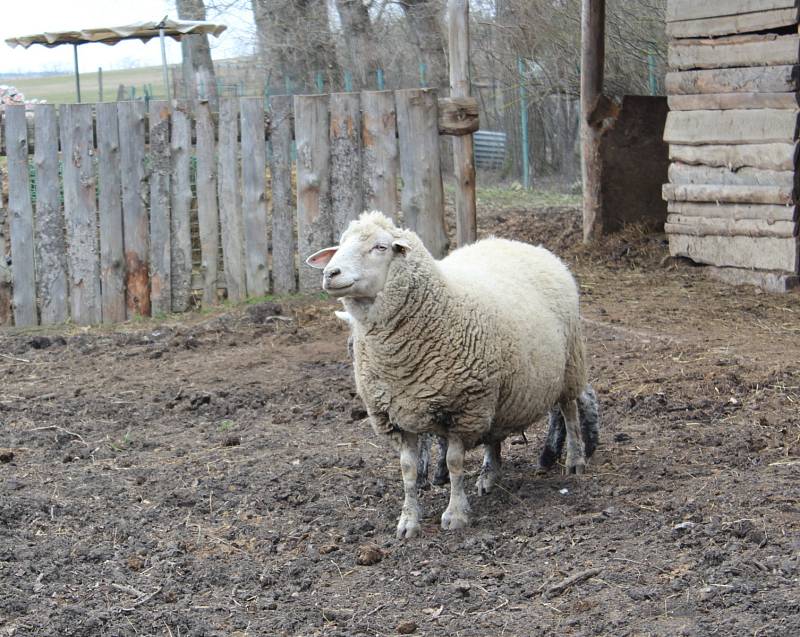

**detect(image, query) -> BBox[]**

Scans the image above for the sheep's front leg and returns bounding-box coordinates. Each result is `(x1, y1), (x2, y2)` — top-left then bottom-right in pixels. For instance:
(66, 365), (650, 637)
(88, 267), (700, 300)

(561, 399), (586, 474)
(441, 435), (471, 530)
(396, 432), (422, 539)
(476, 441), (502, 496)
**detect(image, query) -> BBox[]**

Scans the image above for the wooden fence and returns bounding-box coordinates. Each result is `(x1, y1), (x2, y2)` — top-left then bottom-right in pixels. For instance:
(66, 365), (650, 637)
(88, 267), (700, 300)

(0, 90), (478, 327)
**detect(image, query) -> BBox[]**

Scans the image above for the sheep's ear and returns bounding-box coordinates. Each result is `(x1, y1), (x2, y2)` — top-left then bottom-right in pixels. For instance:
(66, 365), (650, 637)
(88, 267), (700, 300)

(306, 247), (338, 269)
(392, 238), (411, 255)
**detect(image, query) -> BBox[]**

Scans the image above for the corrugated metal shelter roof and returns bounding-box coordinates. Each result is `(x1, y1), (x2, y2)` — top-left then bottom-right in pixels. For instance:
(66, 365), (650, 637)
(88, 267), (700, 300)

(4, 19), (227, 103)
(5, 19), (226, 49)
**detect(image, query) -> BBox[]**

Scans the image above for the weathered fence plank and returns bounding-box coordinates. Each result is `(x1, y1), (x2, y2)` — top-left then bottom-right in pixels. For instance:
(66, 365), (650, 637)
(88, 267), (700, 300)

(663, 183), (794, 205)
(665, 215), (797, 238)
(218, 97), (246, 301)
(668, 163), (795, 188)
(663, 110), (799, 145)
(395, 88), (449, 258)
(240, 96), (270, 298)
(664, 66), (800, 95)
(5, 105), (37, 326)
(96, 103), (127, 324)
(667, 92), (800, 111)
(170, 103), (193, 312)
(669, 34), (800, 71)
(118, 100), (150, 317)
(666, 8), (799, 38)
(295, 94), (333, 292)
(33, 104), (68, 324)
(669, 143), (797, 172)
(268, 94), (297, 294)
(0, 112), (11, 326)
(59, 103), (102, 324)
(361, 91), (399, 219)
(669, 233), (799, 272)
(666, 0), (798, 23)
(195, 102), (220, 306)
(330, 92), (363, 238)
(667, 201), (798, 223)
(148, 100), (172, 316)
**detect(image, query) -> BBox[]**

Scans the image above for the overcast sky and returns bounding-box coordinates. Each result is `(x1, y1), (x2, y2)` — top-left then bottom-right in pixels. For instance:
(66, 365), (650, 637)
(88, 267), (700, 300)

(0, 0), (253, 74)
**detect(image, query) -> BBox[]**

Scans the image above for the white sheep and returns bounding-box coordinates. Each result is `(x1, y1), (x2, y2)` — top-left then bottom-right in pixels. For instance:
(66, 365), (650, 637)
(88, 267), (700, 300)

(308, 211), (597, 537)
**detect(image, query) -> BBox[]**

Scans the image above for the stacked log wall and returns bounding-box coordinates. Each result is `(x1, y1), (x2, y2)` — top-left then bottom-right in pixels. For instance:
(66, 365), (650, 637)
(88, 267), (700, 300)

(663, 0), (800, 289)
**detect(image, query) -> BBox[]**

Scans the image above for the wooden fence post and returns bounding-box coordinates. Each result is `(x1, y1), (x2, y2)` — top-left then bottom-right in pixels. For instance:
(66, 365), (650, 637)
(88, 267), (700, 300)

(34, 104), (69, 324)
(59, 103), (102, 324)
(240, 96), (270, 297)
(268, 95), (298, 294)
(170, 103), (193, 312)
(96, 103), (127, 324)
(218, 97), (247, 302)
(5, 105), (38, 326)
(148, 100), (172, 315)
(0, 111), (11, 326)
(294, 94), (333, 293)
(395, 88), (449, 259)
(581, 0), (606, 242)
(361, 91), (399, 219)
(330, 92), (363, 238)
(195, 102), (220, 306)
(118, 100), (150, 318)
(448, 0), (477, 246)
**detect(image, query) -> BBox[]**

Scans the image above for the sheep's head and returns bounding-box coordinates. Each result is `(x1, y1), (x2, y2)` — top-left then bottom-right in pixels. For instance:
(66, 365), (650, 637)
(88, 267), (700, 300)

(306, 211), (413, 300)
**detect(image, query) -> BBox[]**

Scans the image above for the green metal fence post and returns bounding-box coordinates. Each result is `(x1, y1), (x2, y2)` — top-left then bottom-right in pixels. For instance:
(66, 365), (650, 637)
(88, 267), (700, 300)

(344, 70), (353, 92)
(648, 50), (658, 95)
(376, 68), (385, 90)
(315, 71), (324, 93)
(419, 62), (427, 87)
(518, 57), (530, 190)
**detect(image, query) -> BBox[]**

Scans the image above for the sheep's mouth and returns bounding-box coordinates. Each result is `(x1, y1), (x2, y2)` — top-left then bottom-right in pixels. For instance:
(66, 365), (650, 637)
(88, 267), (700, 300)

(325, 281), (355, 293)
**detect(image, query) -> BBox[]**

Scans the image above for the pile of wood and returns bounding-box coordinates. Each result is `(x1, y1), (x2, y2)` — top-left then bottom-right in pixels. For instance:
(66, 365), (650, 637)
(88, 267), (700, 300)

(663, 0), (800, 291)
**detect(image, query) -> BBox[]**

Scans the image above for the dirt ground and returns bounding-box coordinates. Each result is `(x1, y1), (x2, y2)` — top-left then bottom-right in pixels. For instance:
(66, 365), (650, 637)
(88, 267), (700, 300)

(1, 201), (799, 637)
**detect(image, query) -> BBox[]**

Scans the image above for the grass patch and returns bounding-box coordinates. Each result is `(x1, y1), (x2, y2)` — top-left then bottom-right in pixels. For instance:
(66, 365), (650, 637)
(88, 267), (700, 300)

(476, 186), (581, 209)
(0, 65), (170, 104)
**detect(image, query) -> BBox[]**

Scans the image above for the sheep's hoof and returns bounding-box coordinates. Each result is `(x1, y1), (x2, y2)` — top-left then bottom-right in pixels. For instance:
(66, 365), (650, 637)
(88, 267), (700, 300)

(396, 515), (421, 539)
(475, 471), (498, 496)
(441, 508), (470, 531)
(566, 458), (586, 475)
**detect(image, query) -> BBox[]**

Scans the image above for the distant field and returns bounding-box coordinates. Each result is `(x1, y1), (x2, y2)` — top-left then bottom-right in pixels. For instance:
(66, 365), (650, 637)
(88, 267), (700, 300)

(0, 64), (173, 104)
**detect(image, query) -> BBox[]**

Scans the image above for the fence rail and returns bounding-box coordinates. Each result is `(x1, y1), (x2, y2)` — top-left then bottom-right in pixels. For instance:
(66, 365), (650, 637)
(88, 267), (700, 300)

(0, 89), (474, 327)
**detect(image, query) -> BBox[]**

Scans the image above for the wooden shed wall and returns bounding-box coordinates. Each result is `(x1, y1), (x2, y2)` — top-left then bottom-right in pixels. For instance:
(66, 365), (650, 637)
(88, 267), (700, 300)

(663, 0), (800, 290)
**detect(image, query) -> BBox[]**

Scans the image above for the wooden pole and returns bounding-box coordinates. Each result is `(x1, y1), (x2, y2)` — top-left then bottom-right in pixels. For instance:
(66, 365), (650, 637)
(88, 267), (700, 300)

(580, 0), (606, 242)
(73, 44), (81, 103)
(448, 0), (477, 246)
(518, 57), (530, 190)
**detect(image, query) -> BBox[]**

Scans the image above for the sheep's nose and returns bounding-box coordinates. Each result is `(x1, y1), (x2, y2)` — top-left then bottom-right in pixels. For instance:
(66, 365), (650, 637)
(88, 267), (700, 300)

(325, 267), (341, 280)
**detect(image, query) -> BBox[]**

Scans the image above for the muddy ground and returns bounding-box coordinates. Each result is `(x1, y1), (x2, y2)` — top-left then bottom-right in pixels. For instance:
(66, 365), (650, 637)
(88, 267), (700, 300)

(1, 201), (799, 637)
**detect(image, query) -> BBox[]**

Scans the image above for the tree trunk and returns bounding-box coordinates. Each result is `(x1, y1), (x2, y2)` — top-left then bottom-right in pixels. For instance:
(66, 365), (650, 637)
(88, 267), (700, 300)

(401, 0), (448, 89)
(252, 0), (334, 92)
(176, 0), (219, 111)
(335, 0), (378, 89)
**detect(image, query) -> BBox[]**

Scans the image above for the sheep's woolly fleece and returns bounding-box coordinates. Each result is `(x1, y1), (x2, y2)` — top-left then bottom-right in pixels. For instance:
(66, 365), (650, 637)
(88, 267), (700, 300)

(342, 212), (587, 450)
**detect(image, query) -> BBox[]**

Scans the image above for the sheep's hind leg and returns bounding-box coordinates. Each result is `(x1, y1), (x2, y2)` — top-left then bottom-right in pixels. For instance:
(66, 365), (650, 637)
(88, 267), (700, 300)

(561, 398), (586, 474)
(476, 441), (502, 496)
(416, 434), (432, 490)
(441, 435), (471, 531)
(432, 436), (449, 485)
(396, 432), (422, 539)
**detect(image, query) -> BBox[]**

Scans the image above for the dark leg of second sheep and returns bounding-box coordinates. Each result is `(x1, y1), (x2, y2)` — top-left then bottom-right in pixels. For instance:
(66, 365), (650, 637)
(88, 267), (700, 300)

(539, 386), (600, 471)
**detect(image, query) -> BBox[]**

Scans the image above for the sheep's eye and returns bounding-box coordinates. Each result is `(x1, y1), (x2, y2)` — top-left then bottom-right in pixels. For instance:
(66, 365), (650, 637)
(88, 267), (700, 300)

(373, 244), (388, 252)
